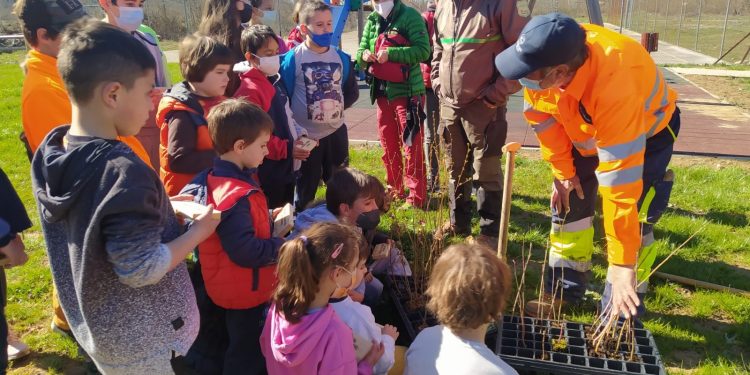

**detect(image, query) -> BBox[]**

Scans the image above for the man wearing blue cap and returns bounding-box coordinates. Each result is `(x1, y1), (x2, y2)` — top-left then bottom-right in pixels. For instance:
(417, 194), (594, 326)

(495, 13), (680, 320)
(431, 0), (530, 247)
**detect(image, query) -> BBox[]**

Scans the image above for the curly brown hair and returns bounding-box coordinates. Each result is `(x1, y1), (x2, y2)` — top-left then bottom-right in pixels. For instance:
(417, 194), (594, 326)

(273, 222), (363, 323)
(426, 243), (512, 330)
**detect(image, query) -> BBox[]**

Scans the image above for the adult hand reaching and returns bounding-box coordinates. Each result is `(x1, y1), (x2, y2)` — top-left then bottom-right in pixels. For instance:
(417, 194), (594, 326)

(607, 264), (640, 319)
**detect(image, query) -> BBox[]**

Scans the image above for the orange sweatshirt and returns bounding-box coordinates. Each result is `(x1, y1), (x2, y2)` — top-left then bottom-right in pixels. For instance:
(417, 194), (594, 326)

(21, 50), (150, 165)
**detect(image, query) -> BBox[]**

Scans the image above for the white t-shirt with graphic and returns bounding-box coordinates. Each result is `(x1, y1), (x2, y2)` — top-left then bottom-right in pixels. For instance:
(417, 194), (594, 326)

(290, 43), (346, 140)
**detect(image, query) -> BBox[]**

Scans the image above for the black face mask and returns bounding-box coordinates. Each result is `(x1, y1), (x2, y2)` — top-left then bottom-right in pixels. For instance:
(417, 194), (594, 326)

(239, 5), (253, 24)
(356, 210), (381, 231)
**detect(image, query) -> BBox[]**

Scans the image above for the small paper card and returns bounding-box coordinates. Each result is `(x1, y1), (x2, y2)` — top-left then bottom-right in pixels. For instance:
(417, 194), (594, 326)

(171, 201), (221, 220)
(273, 203), (295, 238)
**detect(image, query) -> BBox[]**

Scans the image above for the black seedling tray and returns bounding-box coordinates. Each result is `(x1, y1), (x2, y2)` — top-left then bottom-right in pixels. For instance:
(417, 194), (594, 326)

(384, 275), (436, 343)
(486, 315), (667, 375)
(385, 276), (666, 375)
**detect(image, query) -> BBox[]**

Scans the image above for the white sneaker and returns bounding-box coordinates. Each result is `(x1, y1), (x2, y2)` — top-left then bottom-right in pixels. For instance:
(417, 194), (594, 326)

(7, 339), (30, 361)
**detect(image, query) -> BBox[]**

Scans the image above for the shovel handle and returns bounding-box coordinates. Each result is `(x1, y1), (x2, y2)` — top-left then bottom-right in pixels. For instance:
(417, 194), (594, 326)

(498, 142), (521, 259)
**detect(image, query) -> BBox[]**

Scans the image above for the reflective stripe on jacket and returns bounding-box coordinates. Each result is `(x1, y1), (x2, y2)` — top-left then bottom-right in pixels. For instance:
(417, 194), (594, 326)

(523, 24), (678, 265)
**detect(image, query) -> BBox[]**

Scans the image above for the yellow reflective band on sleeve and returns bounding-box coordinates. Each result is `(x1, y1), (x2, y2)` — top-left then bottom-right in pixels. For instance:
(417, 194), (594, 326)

(636, 231), (657, 288)
(549, 226), (595, 272)
(638, 186), (656, 224)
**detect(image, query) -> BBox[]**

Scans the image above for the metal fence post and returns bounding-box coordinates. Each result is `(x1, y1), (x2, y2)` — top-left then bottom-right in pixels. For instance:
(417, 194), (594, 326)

(677, 1), (685, 46)
(663, 0), (670, 42)
(718, 0), (731, 59)
(652, 0), (658, 31)
(694, 0), (702, 51)
(636, 0), (646, 32)
(619, 0), (625, 32)
(182, 0), (190, 34)
(585, 0), (604, 26)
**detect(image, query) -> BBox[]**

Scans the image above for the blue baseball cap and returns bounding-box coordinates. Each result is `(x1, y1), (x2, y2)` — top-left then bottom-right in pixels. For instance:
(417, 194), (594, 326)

(495, 13), (586, 80)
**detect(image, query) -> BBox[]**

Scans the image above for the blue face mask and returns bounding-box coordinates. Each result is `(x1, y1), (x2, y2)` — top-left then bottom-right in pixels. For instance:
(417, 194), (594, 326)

(519, 77), (542, 91)
(261, 10), (278, 26)
(308, 30), (333, 47)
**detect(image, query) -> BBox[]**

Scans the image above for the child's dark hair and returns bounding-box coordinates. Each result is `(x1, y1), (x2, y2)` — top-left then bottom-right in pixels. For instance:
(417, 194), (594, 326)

(274, 222), (361, 323)
(57, 19), (156, 104)
(325, 168), (381, 216)
(298, 0), (331, 25)
(179, 34), (234, 83)
(241, 24), (278, 56)
(207, 98), (274, 154)
(13, 0), (64, 46)
(368, 174), (389, 213)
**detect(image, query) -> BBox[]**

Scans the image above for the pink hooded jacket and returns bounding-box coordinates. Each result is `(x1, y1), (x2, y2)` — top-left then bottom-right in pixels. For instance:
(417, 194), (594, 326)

(261, 303), (373, 375)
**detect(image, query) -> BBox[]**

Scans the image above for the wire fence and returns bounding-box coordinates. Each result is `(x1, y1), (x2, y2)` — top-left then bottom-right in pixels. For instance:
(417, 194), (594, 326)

(530, 0), (750, 63)
(600, 0), (750, 63)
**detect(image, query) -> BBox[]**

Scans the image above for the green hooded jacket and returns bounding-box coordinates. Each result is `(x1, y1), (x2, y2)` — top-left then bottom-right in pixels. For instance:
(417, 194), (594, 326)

(356, 0), (430, 103)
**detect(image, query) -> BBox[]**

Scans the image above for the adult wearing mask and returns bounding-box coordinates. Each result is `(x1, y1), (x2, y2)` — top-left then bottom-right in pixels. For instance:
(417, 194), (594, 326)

(245, 0), (289, 54)
(432, 0), (530, 246)
(356, 0), (430, 209)
(496, 13), (679, 320)
(198, 0), (254, 96)
(100, 0), (170, 87)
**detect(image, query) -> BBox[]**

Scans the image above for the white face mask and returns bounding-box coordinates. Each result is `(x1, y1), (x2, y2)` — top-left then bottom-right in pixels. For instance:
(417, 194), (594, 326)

(117, 7), (144, 33)
(253, 53), (280, 76)
(374, 0), (394, 18)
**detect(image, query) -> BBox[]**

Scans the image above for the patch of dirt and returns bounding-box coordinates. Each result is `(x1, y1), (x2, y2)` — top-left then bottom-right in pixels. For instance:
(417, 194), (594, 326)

(668, 350), (705, 370)
(669, 155), (750, 170)
(684, 75), (750, 111)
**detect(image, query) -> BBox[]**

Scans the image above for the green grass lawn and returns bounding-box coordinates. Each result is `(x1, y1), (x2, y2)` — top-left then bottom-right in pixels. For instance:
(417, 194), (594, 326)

(1, 52), (749, 374)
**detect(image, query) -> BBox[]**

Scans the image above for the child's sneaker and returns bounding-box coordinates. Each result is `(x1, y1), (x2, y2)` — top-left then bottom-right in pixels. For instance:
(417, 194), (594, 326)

(7, 339), (30, 361)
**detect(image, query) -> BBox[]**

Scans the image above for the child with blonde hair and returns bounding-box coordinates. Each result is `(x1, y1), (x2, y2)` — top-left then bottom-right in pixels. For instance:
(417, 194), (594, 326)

(261, 222), (383, 374)
(405, 243), (517, 375)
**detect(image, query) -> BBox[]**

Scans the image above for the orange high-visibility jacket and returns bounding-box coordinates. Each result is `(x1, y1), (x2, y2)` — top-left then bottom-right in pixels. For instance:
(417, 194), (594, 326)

(523, 24), (678, 266)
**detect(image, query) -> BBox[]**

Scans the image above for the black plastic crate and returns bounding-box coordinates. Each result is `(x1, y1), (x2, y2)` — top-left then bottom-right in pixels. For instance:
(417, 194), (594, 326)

(384, 275), (435, 343)
(486, 316), (667, 375)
